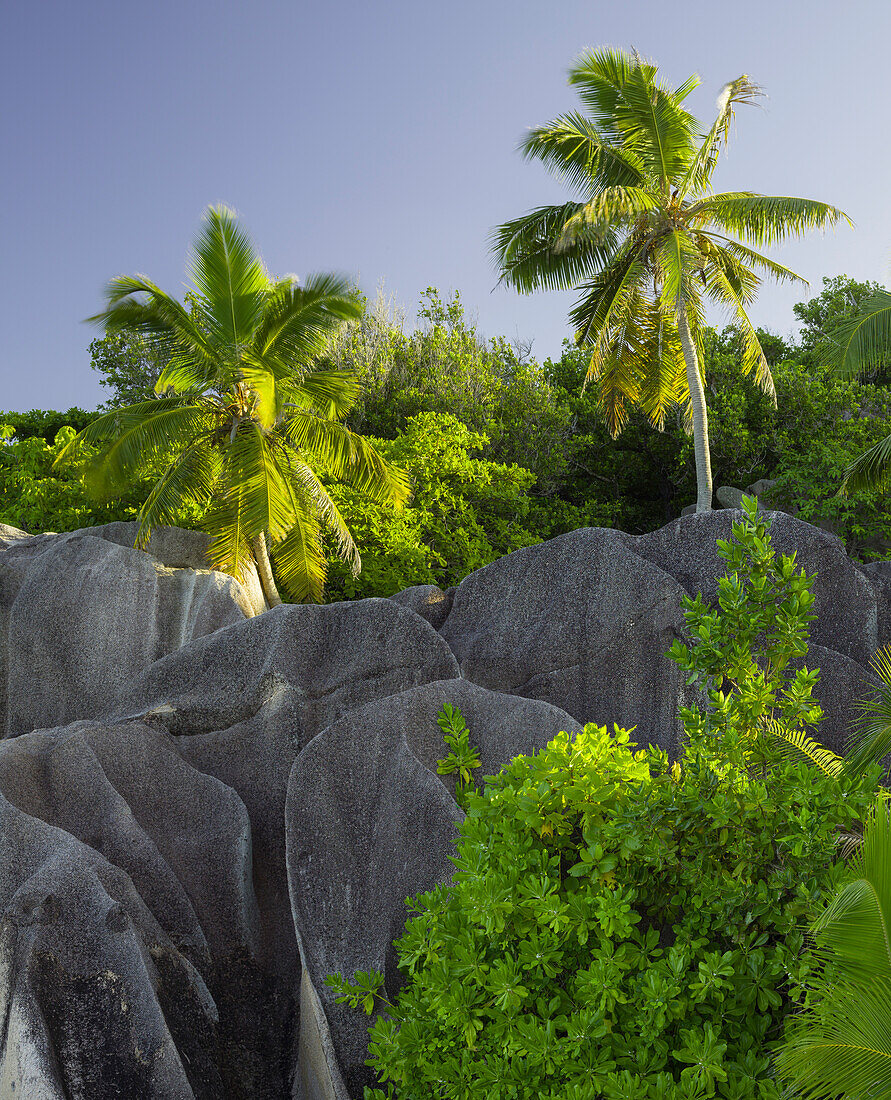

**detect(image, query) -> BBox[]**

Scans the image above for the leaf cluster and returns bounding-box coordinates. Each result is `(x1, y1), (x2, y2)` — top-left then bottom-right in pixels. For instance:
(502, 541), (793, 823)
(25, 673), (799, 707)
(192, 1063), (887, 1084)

(435, 704), (482, 810)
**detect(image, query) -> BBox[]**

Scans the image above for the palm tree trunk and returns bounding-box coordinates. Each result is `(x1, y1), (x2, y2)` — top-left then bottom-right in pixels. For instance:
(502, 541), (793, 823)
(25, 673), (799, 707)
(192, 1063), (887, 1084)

(251, 533), (282, 608)
(676, 298), (713, 513)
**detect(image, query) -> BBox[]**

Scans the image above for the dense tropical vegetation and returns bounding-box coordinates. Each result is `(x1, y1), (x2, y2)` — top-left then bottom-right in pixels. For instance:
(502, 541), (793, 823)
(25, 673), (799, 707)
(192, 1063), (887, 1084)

(6, 275), (891, 594)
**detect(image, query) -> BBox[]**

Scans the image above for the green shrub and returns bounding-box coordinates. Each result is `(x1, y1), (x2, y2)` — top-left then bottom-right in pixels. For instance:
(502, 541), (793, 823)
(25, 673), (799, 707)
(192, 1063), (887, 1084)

(328, 501), (879, 1099)
(324, 412), (544, 599)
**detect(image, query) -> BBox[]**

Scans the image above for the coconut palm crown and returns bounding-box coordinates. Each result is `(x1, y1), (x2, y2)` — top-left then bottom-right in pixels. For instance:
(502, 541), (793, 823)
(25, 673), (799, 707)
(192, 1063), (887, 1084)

(58, 205), (410, 605)
(492, 48), (850, 511)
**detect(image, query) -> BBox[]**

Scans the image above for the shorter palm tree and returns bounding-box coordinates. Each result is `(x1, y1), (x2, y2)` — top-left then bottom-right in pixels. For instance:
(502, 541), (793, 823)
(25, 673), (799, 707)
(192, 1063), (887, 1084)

(774, 795), (891, 1098)
(58, 205), (410, 605)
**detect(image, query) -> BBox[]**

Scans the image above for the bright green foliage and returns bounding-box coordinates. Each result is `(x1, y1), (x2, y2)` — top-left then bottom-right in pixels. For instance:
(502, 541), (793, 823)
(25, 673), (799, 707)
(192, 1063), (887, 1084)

(435, 704), (481, 810)
(667, 496), (829, 773)
(0, 408), (98, 442)
(335, 288), (575, 494)
(324, 413), (546, 599)
(774, 796), (891, 1097)
(845, 644), (891, 774)
(328, 501), (878, 1098)
(0, 426), (143, 533)
(89, 329), (169, 407)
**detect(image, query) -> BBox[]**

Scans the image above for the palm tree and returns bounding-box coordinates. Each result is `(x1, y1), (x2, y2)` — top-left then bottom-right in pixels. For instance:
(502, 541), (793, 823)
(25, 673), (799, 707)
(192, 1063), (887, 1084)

(58, 205), (410, 606)
(831, 288), (891, 492)
(492, 49), (849, 512)
(774, 795), (891, 1098)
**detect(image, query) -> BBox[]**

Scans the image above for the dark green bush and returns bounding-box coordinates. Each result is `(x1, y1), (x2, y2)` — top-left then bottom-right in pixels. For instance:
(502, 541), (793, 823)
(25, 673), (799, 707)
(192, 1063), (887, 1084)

(329, 502), (879, 1099)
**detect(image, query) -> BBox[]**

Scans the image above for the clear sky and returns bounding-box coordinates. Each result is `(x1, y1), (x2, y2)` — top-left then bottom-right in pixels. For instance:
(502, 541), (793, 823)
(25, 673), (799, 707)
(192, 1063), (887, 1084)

(3, 0), (889, 412)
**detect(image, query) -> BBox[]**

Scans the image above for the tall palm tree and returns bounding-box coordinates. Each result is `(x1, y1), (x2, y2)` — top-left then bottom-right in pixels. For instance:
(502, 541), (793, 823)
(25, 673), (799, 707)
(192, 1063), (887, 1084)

(58, 205), (410, 606)
(492, 49), (849, 512)
(774, 795), (891, 1098)
(831, 288), (891, 492)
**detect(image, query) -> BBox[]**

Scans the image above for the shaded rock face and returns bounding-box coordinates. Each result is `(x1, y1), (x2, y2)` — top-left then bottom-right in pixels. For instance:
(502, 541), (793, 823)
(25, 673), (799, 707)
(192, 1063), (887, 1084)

(0, 514), (887, 1096)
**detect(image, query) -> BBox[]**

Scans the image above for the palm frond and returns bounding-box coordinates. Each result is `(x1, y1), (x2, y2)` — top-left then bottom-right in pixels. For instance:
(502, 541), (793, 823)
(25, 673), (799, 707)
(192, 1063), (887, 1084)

(135, 438), (221, 544)
(655, 230), (701, 312)
(701, 233), (806, 287)
(827, 290), (891, 379)
(268, 509), (328, 604)
(607, 58), (698, 186)
(764, 720), (843, 778)
(841, 432), (891, 496)
(775, 798), (891, 1098)
(581, 286), (651, 437)
(846, 645), (891, 773)
(288, 369), (362, 419)
(252, 273), (361, 365)
(691, 192), (851, 248)
(90, 276), (217, 388)
(521, 111), (646, 195)
(555, 187), (659, 250)
(635, 305), (687, 430)
(491, 203), (620, 293)
(273, 439), (360, 575)
(700, 250), (776, 401)
(55, 399), (209, 493)
(280, 414), (411, 506)
(568, 244), (645, 344)
(680, 76), (763, 197)
(227, 420), (299, 544)
(189, 204), (269, 349)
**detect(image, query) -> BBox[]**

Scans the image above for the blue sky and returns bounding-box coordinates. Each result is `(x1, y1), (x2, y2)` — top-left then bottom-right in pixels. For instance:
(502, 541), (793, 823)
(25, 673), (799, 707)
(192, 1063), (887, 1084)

(3, 0), (889, 411)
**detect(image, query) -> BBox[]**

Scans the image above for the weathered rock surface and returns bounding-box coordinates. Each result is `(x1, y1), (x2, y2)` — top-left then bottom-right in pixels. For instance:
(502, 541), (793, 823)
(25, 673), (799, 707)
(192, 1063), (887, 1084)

(388, 583), (454, 629)
(439, 526), (693, 752)
(436, 512), (882, 752)
(120, 598), (460, 747)
(0, 513), (888, 1096)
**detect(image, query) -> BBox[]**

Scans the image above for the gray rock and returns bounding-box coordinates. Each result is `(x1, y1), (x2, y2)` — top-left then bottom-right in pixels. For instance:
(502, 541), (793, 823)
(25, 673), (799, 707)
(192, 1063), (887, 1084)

(629, 510), (880, 665)
(861, 561), (891, 650)
(177, 685), (302, 971)
(286, 702), (462, 1094)
(0, 789), (218, 1099)
(123, 599), (460, 748)
(0, 523), (29, 549)
(0, 718), (296, 1098)
(805, 645), (876, 756)
(0, 721), (259, 960)
(715, 485), (747, 509)
(3, 534), (254, 736)
(78, 521), (267, 617)
(389, 584), (454, 630)
(746, 478), (778, 502)
(439, 528), (691, 751)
